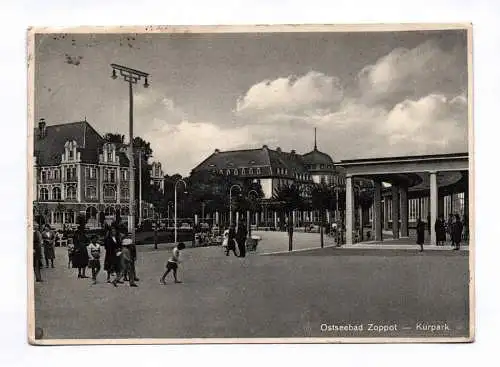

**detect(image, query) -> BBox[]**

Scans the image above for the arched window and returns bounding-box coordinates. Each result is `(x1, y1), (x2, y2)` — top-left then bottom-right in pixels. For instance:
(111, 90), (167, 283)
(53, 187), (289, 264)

(104, 186), (116, 200)
(52, 187), (61, 200)
(121, 188), (129, 199)
(39, 188), (48, 201)
(256, 168), (261, 175)
(66, 186), (77, 200)
(86, 186), (97, 200)
(66, 210), (75, 223)
(105, 206), (115, 216)
(41, 171), (47, 183)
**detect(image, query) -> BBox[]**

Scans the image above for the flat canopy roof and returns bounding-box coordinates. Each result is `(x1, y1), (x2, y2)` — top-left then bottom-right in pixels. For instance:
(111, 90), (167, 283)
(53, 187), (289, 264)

(338, 152), (468, 166)
(336, 152), (469, 189)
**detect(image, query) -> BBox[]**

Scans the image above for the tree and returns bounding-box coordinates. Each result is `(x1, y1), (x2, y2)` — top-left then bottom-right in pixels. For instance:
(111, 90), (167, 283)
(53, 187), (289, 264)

(271, 184), (304, 251)
(103, 133), (125, 144)
(311, 183), (336, 248)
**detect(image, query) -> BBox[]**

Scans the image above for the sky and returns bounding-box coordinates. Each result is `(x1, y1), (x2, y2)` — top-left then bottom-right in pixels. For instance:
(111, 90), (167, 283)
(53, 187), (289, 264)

(34, 29), (469, 176)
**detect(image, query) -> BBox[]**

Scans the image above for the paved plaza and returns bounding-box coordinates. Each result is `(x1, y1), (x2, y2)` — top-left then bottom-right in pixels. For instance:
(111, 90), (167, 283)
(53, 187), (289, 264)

(34, 232), (470, 340)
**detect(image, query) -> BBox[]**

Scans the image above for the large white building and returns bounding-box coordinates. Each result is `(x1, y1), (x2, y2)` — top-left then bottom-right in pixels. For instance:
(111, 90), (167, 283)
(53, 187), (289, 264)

(33, 118), (132, 228)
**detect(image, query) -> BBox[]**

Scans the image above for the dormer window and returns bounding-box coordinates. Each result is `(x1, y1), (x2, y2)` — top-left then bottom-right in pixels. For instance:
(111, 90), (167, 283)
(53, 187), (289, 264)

(233, 169), (238, 175)
(256, 168), (261, 175)
(107, 151), (112, 162)
(69, 149), (74, 159)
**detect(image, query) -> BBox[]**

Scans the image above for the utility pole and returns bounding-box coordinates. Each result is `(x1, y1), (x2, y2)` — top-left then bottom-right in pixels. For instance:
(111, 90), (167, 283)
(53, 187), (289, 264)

(110, 63), (149, 243)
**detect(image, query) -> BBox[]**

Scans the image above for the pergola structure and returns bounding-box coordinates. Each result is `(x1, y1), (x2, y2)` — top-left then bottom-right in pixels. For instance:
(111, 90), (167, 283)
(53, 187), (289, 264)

(337, 153), (469, 245)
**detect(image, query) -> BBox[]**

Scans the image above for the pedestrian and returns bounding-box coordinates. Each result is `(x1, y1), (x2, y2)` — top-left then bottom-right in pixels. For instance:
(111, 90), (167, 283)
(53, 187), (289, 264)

(87, 235), (101, 284)
(416, 217), (426, 252)
(222, 227), (229, 251)
(225, 224), (238, 256)
(160, 242), (185, 284)
(451, 214), (464, 251)
(447, 213), (454, 245)
(33, 224), (43, 282)
(287, 217), (294, 251)
(435, 215), (446, 246)
(103, 226), (121, 283)
(112, 235), (138, 287)
(72, 218), (89, 279)
(125, 240), (140, 283)
(236, 220), (247, 258)
(42, 224), (56, 268)
(67, 238), (75, 268)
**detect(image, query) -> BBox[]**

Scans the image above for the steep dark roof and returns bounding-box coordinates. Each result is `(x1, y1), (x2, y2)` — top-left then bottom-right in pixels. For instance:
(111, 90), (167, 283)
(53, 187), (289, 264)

(34, 120), (129, 166)
(193, 148), (271, 171)
(192, 146), (310, 177)
(302, 148), (335, 166)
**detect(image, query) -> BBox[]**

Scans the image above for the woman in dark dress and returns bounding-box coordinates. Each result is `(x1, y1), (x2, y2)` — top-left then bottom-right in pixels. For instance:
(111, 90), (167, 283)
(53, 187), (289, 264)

(435, 216), (446, 246)
(451, 214), (464, 251)
(416, 218), (426, 252)
(72, 218), (89, 278)
(225, 224), (238, 256)
(104, 226), (121, 283)
(236, 221), (247, 258)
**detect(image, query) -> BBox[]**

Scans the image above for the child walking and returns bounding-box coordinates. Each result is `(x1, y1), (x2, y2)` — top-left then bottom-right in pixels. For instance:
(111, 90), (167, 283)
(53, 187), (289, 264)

(87, 235), (101, 284)
(160, 242), (185, 284)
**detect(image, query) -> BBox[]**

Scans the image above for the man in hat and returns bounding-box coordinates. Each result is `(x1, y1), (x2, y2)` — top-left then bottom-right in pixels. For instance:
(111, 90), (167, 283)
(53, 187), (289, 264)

(33, 223), (43, 282)
(112, 234), (138, 287)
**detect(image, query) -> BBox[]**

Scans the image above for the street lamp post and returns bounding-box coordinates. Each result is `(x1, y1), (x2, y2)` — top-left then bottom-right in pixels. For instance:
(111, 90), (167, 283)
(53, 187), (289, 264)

(110, 63), (149, 243)
(229, 184), (242, 226)
(174, 179), (188, 244)
(247, 189), (259, 237)
(138, 149), (143, 227)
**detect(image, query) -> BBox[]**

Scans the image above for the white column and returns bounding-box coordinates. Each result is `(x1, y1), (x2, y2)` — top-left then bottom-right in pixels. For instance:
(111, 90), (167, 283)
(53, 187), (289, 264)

(400, 186), (409, 237)
(430, 171), (438, 245)
(373, 181), (382, 241)
(99, 166), (104, 203)
(77, 165), (82, 202)
(392, 185), (400, 239)
(194, 214), (199, 225)
(346, 175), (354, 245)
(255, 212), (259, 227)
(117, 168), (121, 203)
(215, 211), (219, 226)
(274, 211), (278, 229)
(50, 211), (54, 225)
(236, 211), (240, 226)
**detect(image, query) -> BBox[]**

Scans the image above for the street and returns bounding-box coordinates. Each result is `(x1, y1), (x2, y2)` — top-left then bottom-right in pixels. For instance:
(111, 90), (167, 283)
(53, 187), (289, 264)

(34, 231), (470, 340)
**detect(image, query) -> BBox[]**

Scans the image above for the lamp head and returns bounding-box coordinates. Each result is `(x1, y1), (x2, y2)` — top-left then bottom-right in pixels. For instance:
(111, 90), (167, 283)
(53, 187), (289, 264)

(144, 77), (149, 88)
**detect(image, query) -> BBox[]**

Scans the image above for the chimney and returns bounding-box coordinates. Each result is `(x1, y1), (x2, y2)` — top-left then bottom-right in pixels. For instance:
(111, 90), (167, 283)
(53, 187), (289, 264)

(291, 149), (296, 155)
(38, 118), (47, 138)
(262, 145), (268, 150)
(276, 147), (282, 153)
(214, 148), (220, 154)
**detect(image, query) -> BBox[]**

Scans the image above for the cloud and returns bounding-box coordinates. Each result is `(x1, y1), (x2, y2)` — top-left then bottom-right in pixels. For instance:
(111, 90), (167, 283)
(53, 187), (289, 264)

(142, 120), (254, 176)
(235, 71), (344, 116)
(358, 40), (466, 104)
(384, 93), (468, 151)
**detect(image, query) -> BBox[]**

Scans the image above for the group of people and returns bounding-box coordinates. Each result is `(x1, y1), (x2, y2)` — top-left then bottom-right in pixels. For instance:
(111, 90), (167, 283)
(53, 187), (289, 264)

(71, 223), (140, 286)
(416, 213), (465, 252)
(222, 221), (248, 258)
(32, 224), (57, 282)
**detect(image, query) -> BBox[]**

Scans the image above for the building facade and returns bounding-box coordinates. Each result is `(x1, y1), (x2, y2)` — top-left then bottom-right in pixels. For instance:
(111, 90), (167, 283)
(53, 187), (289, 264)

(150, 161), (165, 193)
(33, 118), (132, 229)
(191, 135), (346, 227)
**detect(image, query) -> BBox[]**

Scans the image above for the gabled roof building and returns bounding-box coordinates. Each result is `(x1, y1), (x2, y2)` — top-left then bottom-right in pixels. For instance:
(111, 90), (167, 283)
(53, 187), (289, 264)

(33, 118), (133, 228)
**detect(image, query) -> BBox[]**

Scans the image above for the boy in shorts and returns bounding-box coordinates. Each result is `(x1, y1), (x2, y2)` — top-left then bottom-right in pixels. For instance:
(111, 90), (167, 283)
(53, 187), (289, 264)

(160, 242), (185, 284)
